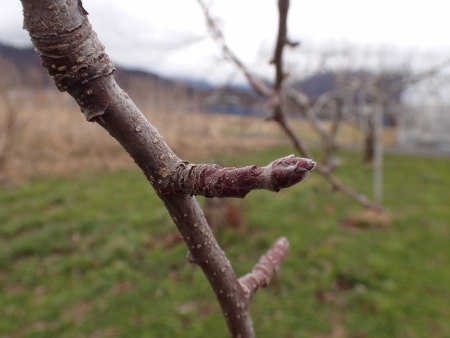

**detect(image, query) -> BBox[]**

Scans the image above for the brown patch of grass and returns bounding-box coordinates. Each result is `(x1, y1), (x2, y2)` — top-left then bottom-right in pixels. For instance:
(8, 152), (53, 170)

(315, 313), (347, 338)
(341, 210), (395, 231)
(3, 283), (26, 296)
(89, 327), (118, 338)
(62, 301), (93, 327)
(110, 281), (134, 295)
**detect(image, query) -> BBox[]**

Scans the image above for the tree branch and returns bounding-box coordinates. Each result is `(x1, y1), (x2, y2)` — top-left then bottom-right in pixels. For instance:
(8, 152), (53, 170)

(171, 155), (315, 198)
(20, 1), (315, 337)
(240, 237), (290, 300)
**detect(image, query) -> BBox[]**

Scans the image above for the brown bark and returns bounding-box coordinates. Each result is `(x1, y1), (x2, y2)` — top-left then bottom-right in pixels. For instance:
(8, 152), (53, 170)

(20, 1), (315, 337)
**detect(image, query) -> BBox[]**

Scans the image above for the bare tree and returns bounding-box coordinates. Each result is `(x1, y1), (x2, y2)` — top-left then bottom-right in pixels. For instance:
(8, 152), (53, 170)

(197, 0), (385, 212)
(198, 0), (450, 212)
(20, 1), (316, 337)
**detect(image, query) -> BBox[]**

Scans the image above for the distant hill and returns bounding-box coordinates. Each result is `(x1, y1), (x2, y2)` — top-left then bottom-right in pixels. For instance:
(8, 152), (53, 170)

(0, 43), (41, 71)
(0, 42), (238, 95)
(0, 43), (50, 88)
(0, 42), (175, 91)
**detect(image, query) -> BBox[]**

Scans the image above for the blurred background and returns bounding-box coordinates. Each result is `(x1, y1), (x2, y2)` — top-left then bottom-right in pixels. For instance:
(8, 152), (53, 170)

(0, 1), (449, 337)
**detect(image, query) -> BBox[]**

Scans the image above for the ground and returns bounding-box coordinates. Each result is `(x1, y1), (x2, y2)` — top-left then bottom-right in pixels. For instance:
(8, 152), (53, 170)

(1, 146), (449, 337)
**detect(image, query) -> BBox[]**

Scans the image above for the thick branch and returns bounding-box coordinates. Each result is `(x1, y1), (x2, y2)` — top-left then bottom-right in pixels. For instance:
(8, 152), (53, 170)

(20, 2), (313, 337)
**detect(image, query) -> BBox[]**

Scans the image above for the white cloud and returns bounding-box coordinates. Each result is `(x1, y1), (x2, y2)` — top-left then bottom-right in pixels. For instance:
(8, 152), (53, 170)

(1, 0), (449, 84)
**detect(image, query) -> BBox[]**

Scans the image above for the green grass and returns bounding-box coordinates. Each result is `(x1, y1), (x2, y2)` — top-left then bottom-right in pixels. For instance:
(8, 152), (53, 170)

(1, 147), (449, 338)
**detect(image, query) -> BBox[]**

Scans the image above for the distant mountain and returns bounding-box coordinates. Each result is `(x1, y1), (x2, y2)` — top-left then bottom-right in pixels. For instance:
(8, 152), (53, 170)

(179, 78), (214, 92)
(0, 42), (176, 91)
(0, 43), (40, 70)
(0, 43), (51, 87)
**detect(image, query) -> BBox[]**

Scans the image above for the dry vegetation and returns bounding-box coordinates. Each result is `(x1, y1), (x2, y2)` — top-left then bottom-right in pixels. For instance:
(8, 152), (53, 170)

(0, 88), (397, 185)
(0, 89), (274, 183)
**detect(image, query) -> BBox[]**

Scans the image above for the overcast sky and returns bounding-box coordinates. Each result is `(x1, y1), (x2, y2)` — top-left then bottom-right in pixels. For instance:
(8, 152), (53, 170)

(1, 0), (449, 84)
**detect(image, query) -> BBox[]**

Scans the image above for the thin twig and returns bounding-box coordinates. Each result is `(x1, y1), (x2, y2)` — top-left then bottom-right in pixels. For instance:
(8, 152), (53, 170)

(240, 237), (290, 300)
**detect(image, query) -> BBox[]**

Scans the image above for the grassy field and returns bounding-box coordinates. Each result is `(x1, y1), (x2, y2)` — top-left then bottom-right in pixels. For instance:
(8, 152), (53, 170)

(0, 146), (449, 338)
